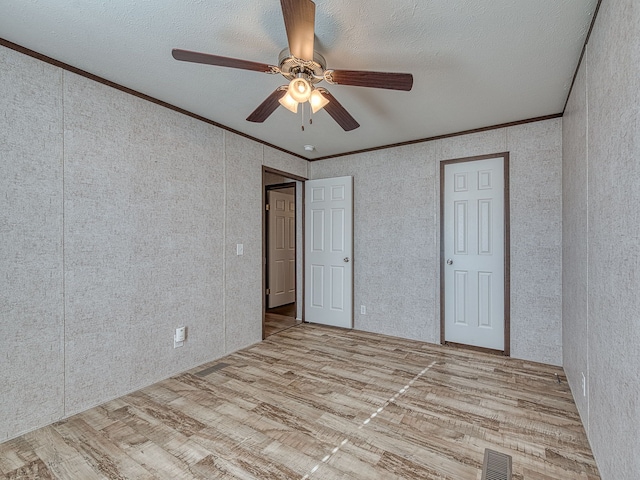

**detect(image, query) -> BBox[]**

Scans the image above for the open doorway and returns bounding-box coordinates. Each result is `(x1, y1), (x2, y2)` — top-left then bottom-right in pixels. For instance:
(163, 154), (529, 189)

(263, 167), (305, 338)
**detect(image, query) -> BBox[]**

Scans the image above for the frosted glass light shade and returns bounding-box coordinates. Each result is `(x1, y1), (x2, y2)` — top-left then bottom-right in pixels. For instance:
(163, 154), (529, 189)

(288, 78), (312, 103)
(278, 92), (299, 113)
(309, 89), (329, 113)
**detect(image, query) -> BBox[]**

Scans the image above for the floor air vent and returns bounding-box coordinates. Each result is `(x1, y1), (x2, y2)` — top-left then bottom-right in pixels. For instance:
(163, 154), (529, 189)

(481, 449), (512, 480)
(195, 362), (230, 377)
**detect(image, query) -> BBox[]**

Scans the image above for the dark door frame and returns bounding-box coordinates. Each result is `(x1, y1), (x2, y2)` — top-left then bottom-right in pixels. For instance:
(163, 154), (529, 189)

(439, 152), (511, 356)
(265, 183), (296, 311)
(262, 166), (307, 339)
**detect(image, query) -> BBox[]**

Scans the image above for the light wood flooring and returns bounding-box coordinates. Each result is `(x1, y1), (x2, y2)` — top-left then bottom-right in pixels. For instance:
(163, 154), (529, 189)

(0, 324), (600, 479)
(265, 303), (300, 338)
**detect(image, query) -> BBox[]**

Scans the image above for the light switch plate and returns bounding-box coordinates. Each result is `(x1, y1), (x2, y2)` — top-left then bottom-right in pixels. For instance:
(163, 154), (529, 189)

(237, 244), (244, 256)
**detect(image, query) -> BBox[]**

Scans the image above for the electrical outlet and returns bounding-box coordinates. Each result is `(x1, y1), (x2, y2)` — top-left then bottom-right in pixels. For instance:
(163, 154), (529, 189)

(361, 305), (366, 315)
(581, 372), (586, 397)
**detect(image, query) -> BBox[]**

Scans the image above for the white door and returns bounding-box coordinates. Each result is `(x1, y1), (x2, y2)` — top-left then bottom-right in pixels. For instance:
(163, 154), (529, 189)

(443, 156), (505, 350)
(305, 176), (353, 328)
(267, 188), (296, 308)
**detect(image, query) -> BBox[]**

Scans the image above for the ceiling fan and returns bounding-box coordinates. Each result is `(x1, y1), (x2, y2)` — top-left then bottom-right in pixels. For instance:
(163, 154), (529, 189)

(172, 0), (413, 131)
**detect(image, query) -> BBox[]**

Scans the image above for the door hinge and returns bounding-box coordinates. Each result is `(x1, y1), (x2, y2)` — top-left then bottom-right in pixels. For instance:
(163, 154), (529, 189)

(266, 288), (271, 295)
(265, 204), (270, 211)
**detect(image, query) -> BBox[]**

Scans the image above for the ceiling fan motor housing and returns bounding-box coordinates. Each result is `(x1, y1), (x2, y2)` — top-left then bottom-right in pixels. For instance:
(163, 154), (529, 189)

(278, 48), (326, 84)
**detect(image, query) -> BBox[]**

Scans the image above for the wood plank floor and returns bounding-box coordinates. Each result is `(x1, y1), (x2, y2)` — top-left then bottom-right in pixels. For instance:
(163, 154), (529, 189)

(265, 303), (300, 338)
(264, 313), (300, 337)
(0, 324), (600, 479)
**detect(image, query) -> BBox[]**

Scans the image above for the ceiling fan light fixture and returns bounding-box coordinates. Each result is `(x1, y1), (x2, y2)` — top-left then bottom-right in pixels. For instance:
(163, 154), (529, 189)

(278, 92), (299, 113)
(309, 88), (329, 113)
(288, 77), (312, 103)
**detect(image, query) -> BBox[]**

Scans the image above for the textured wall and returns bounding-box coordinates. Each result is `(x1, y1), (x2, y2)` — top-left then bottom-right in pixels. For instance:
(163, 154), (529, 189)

(263, 146), (307, 179)
(562, 59), (589, 427)
(0, 44), (307, 440)
(507, 121), (563, 363)
(309, 143), (440, 342)
(0, 48), (65, 441)
(224, 133), (264, 353)
(310, 119), (563, 365)
(62, 72), (227, 415)
(223, 139), (307, 352)
(563, 0), (640, 478)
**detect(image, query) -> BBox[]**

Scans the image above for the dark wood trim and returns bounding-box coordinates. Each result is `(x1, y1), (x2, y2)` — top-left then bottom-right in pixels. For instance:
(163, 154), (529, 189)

(0, 37), (307, 162)
(263, 166), (308, 183)
(262, 170), (267, 340)
(301, 182), (306, 324)
(262, 167), (308, 339)
(1, 37), (566, 165)
(440, 163), (446, 346)
(439, 152), (511, 356)
(266, 183), (296, 191)
(439, 151), (508, 165)
(311, 114), (562, 162)
(562, 0), (603, 113)
(503, 153), (511, 357)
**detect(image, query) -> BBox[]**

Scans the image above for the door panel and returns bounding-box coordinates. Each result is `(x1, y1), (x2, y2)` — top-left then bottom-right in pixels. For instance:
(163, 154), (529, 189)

(312, 210), (324, 251)
(331, 209), (345, 251)
(478, 271), (493, 327)
(310, 265), (324, 308)
(330, 266), (344, 310)
(443, 157), (505, 350)
(305, 176), (353, 328)
(454, 270), (468, 325)
(454, 201), (468, 254)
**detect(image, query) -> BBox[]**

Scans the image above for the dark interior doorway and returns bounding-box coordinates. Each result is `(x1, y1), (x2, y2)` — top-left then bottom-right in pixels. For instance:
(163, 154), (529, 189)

(263, 169), (305, 338)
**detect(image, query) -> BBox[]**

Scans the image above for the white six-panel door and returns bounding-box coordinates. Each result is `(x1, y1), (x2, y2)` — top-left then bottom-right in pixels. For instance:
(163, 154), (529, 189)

(443, 157), (505, 350)
(267, 188), (296, 308)
(305, 176), (353, 328)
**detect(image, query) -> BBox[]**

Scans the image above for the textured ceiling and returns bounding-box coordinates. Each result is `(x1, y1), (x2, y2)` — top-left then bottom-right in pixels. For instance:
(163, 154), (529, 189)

(0, 0), (598, 159)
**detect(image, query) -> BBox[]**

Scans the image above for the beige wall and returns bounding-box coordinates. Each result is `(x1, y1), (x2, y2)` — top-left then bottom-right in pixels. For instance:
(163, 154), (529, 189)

(310, 118), (563, 366)
(562, 0), (640, 478)
(1, 44), (65, 440)
(0, 45), (307, 441)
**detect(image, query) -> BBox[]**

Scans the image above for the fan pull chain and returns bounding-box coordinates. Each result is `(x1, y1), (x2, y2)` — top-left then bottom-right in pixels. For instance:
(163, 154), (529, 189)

(300, 103), (314, 131)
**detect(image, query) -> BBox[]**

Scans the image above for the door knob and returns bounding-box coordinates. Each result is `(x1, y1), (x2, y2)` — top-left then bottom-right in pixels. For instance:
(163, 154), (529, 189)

(344, 257), (350, 263)
(446, 259), (453, 265)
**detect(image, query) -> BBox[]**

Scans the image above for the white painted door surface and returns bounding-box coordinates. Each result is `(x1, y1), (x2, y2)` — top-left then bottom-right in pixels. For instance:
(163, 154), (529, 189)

(305, 176), (353, 328)
(267, 188), (296, 308)
(444, 157), (505, 350)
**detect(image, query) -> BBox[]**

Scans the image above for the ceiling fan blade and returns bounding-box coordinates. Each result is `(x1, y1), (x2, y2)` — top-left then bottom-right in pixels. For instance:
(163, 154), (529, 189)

(327, 69), (414, 91)
(172, 49), (275, 73)
(246, 87), (288, 123)
(280, 0), (315, 61)
(316, 88), (360, 131)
